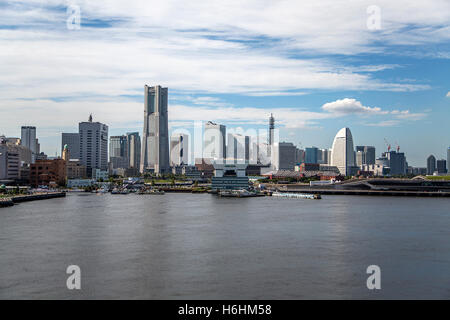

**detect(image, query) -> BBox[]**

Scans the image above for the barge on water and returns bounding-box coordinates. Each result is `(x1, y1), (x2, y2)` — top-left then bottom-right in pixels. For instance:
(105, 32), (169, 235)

(271, 192), (321, 200)
(218, 189), (266, 198)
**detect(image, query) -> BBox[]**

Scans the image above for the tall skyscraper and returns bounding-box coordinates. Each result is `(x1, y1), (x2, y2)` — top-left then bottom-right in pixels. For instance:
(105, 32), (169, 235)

(384, 151), (406, 175)
(109, 135), (129, 169)
(305, 147), (319, 164)
(355, 146), (376, 165)
(127, 132), (141, 169)
(110, 135), (128, 158)
(227, 133), (249, 163)
(330, 127), (356, 176)
(267, 113), (275, 158)
(170, 133), (189, 166)
(140, 85), (170, 174)
(203, 121), (226, 162)
(61, 133), (80, 159)
(427, 155), (436, 175)
(436, 159), (447, 174)
(317, 149), (330, 164)
(447, 147), (450, 173)
(79, 115), (108, 177)
(20, 126), (38, 162)
(272, 142), (298, 170)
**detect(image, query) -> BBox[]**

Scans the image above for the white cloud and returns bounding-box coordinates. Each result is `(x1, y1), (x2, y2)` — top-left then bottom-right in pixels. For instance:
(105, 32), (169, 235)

(365, 120), (400, 127)
(322, 98), (386, 115)
(391, 110), (427, 121)
(446, 91), (450, 97)
(0, 0), (441, 102)
(322, 99), (427, 122)
(0, 0), (445, 154)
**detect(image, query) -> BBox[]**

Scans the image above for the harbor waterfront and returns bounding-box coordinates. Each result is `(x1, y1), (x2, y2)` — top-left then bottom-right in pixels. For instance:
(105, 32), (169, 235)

(0, 193), (449, 299)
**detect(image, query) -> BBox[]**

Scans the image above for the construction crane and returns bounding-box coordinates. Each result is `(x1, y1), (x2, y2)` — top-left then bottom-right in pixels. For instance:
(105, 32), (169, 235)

(384, 138), (391, 152)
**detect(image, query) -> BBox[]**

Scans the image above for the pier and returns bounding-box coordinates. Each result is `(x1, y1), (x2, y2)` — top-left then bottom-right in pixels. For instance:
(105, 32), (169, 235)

(0, 192), (66, 207)
(274, 187), (450, 197)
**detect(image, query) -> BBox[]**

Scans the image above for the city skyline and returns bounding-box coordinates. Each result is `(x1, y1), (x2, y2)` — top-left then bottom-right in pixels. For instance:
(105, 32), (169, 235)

(0, 1), (449, 166)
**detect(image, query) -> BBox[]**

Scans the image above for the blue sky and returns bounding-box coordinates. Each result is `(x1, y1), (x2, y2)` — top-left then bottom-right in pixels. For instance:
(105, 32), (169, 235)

(0, 0), (449, 166)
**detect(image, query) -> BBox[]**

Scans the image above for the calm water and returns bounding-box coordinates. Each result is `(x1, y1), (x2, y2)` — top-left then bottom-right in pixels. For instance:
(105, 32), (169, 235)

(0, 193), (449, 299)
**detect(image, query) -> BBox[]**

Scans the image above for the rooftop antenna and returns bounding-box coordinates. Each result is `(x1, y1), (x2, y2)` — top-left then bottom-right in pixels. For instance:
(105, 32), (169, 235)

(89, 114), (93, 122)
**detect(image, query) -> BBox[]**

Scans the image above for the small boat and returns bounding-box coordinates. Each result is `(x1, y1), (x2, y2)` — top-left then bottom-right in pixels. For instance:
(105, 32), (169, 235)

(218, 189), (265, 198)
(111, 188), (129, 195)
(138, 189), (165, 195)
(271, 192), (321, 200)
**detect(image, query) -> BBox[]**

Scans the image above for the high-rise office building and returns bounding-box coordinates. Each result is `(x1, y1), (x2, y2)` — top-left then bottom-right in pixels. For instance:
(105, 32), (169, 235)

(427, 155), (436, 175)
(61, 133), (80, 159)
(447, 147), (450, 173)
(20, 126), (38, 162)
(141, 85), (170, 174)
(110, 135), (128, 158)
(272, 142), (298, 170)
(0, 141), (20, 180)
(356, 150), (364, 167)
(330, 127), (356, 176)
(355, 146), (376, 165)
(203, 121), (226, 162)
(305, 147), (319, 164)
(227, 133), (249, 163)
(170, 133), (189, 166)
(296, 148), (305, 165)
(127, 132), (141, 169)
(317, 149), (329, 164)
(268, 114), (275, 151)
(384, 151), (406, 175)
(79, 115), (108, 177)
(109, 135), (129, 169)
(437, 159), (447, 174)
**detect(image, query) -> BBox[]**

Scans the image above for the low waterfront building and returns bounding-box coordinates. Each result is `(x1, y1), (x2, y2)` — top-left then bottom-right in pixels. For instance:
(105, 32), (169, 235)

(408, 167), (427, 176)
(181, 165), (202, 181)
(360, 164), (390, 176)
(94, 169), (109, 181)
(318, 164), (340, 174)
(29, 159), (66, 187)
(296, 163), (320, 172)
(195, 158), (215, 179)
(66, 160), (87, 179)
(263, 169), (339, 181)
(211, 163), (249, 190)
(67, 179), (95, 188)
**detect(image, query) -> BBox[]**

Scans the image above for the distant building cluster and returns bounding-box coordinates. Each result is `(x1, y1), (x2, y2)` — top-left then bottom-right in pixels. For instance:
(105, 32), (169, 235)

(1, 84), (449, 187)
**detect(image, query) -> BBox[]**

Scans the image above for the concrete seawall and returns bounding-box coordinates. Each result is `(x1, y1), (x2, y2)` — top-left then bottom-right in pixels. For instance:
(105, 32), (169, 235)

(0, 192), (66, 208)
(0, 198), (14, 207)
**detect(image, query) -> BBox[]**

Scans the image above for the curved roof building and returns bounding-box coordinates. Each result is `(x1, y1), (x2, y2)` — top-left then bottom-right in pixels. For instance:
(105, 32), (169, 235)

(330, 127), (355, 176)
